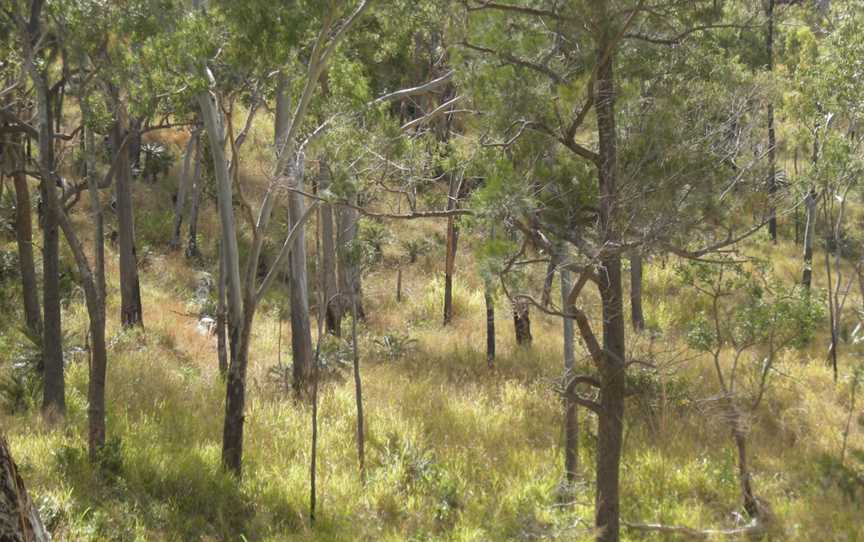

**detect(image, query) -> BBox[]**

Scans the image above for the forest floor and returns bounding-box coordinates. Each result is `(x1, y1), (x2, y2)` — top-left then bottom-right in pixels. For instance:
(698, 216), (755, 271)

(1, 137), (864, 541)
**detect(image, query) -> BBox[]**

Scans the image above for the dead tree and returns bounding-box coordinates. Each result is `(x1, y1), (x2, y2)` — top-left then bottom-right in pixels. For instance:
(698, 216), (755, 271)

(0, 435), (50, 542)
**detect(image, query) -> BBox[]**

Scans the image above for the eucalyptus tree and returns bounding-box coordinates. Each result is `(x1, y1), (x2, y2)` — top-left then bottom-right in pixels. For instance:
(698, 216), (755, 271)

(5, 0), (66, 421)
(0, 44), (41, 339)
(456, 1), (769, 538)
(781, 2), (864, 375)
(176, 0), (372, 474)
(679, 258), (821, 518)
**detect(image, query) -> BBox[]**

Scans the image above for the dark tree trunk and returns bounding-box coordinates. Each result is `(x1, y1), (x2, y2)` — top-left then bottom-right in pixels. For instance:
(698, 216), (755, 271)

(802, 189), (817, 289)
(217, 243), (228, 377)
(81, 109), (109, 457)
(33, 69), (65, 421)
(766, 0), (777, 242)
(186, 135), (203, 259)
(593, 10), (626, 540)
(442, 175), (463, 325)
(485, 280), (495, 367)
(111, 107), (143, 327)
(735, 429), (758, 517)
(222, 303), (255, 475)
(630, 252), (645, 332)
(396, 267), (403, 303)
(0, 436), (51, 542)
(351, 295), (366, 482)
(8, 135), (42, 337)
(512, 299), (532, 346)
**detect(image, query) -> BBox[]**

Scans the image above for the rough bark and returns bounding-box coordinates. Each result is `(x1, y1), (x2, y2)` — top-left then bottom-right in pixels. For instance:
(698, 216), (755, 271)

(485, 279), (495, 367)
(6, 133), (42, 337)
(442, 175), (463, 326)
(56, 206), (107, 458)
(351, 295), (366, 482)
(220, 305), (255, 475)
(512, 298), (533, 346)
(318, 160), (340, 335)
(111, 99), (143, 327)
(630, 252), (645, 331)
(561, 268), (578, 482)
(802, 189), (817, 289)
(217, 243), (228, 377)
(593, 9), (626, 540)
(0, 435), (51, 542)
(735, 428), (758, 517)
(78, 93), (109, 457)
(29, 56), (64, 421)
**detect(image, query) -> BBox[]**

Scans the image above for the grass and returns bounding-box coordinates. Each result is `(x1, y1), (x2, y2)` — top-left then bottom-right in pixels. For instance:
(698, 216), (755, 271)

(1, 138), (863, 540)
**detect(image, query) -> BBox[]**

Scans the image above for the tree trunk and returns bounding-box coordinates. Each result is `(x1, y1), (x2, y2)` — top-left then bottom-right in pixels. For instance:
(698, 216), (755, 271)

(128, 115), (142, 172)
(111, 101), (143, 327)
(766, 0), (777, 243)
(198, 85), (247, 475)
(274, 76), (314, 395)
(217, 242), (229, 377)
(337, 198), (364, 323)
(79, 93), (109, 457)
(485, 280), (495, 367)
(630, 252), (645, 332)
(288, 175), (314, 395)
(221, 304), (254, 475)
(171, 128), (198, 249)
(351, 295), (366, 482)
(512, 299), (532, 346)
(442, 175), (463, 326)
(6, 134), (41, 337)
(318, 159), (340, 335)
(186, 133), (203, 259)
(561, 268), (578, 482)
(0, 435), (51, 542)
(802, 189), (817, 289)
(593, 10), (626, 540)
(30, 64), (64, 421)
(734, 429), (758, 517)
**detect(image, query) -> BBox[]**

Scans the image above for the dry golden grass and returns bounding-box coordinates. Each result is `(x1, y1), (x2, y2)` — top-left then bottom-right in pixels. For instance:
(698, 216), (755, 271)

(1, 144), (863, 541)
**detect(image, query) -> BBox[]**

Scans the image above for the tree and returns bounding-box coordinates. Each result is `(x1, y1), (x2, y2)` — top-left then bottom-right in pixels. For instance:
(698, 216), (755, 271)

(459, 2), (770, 538)
(10, 0), (66, 422)
(188, 0), (369, 474)
(0, 435), (50, 542)
(679, 258), (822, 518)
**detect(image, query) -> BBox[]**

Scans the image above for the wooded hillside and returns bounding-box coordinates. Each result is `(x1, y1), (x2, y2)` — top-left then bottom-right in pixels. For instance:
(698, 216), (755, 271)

(0, 1), (863, 540)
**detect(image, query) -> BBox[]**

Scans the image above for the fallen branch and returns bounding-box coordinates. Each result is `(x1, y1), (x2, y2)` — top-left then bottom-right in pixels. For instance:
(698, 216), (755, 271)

(622, 518), (765, 540)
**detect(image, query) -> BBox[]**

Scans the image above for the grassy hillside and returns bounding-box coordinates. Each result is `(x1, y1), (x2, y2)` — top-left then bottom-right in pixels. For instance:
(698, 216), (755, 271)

(1, 132), (863, 541)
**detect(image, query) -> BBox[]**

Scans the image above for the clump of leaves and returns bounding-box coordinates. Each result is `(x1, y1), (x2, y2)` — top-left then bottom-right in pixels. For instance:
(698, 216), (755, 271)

(401, 238), (431, 264)
(374, 332), (418, 361)
(358, 218), (390, 265)
(0, 328), (44, 414)
(138, 143), (175, 183)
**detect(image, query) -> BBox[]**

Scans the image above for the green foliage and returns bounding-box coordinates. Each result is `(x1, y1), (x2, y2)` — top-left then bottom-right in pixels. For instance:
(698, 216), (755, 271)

(678, 259), (823, 354)
(373, 332), (418, 361)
